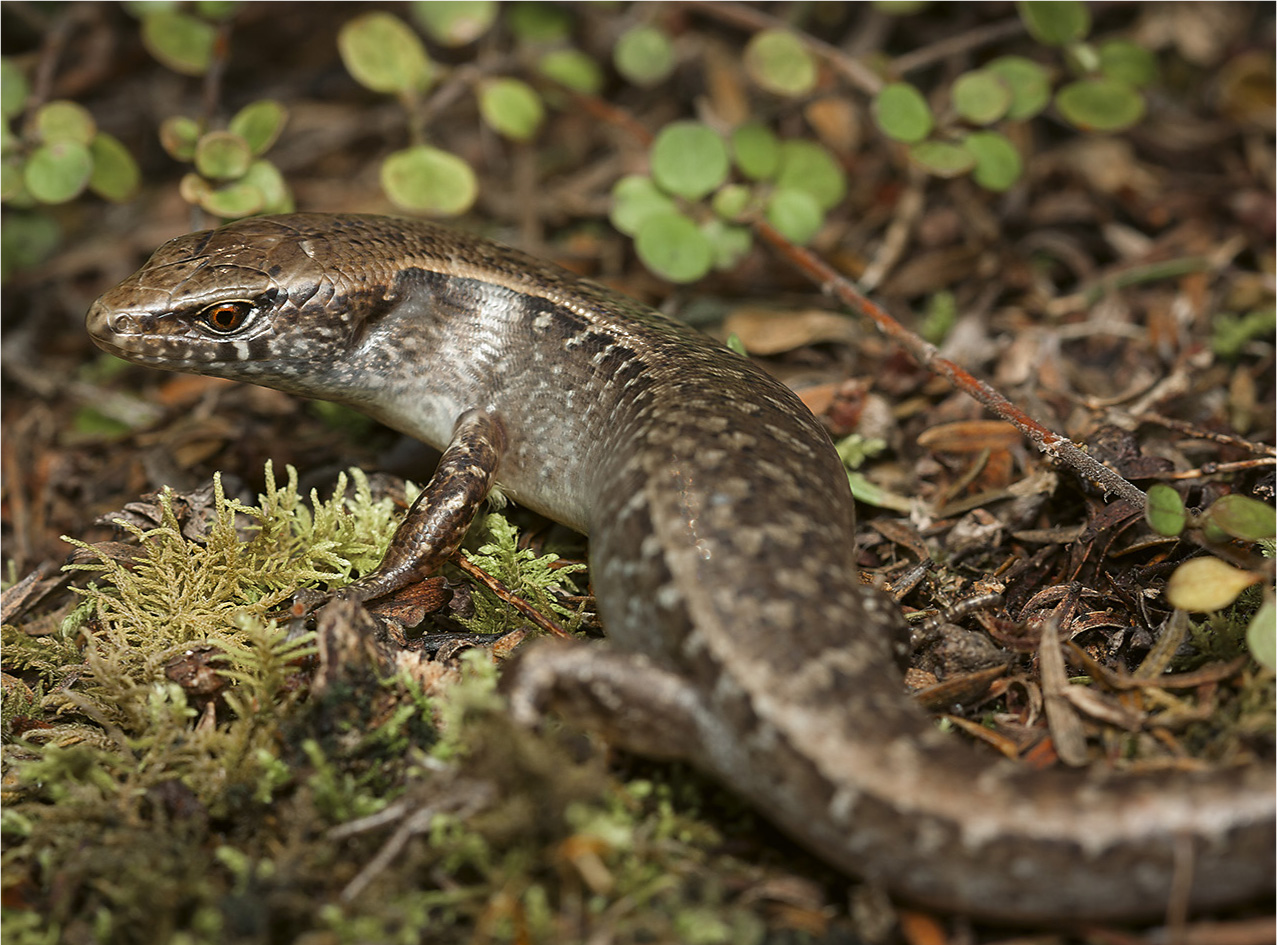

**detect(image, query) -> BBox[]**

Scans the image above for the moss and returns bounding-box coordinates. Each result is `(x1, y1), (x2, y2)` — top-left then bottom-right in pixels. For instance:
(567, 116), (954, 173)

(3, 463), (806, 945)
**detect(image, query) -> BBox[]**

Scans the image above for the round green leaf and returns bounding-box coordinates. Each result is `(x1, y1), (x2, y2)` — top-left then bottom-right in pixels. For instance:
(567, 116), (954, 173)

(194, 130), (252, 180)
(478, 78), (544, 142)
(35, 100), (96, 145)
(229, 100), (287, 156)
(141, 10), (217, 76)
(873, 82), (933, 144)
(194, 1), (240, 21)
(24, 141), (92, 203)
(711, 183), (751, 221)
(507, 2), (572, 42)
(1205, 495), (1276, 541)
(338, 12), (433, 95)
(908, 140), (975, 177)
(650, 121), (729, 201)
(614, 25), (676, 87)
(241, 159), (293, 214)
(1098, 39), (1158, 89)
(985, 56), (1051, 120)
(1056, 77), (1145, 132)
(1018, 0), (1090, 46)
(159, 116), (201, 161)
(765, 187), (822, 244)
(702, 218), (753, 270)
(952, 71), (1011, 126)
(1, 155), (25, 201)
(0, 211), (60, 278)
(1247, 596), (1276, 670)
(963, 131), (1022, 191)
(634, 211), (712, 283)
(380, 145), (477, 216)
(412, 1), (497, 46)
(537, 49), (604, 95)
(744, 29), (817, 98)
(774, 140), (845, 211)
(730, 122), (780, 180)
(2, 60), (30, 120)
(609, 174), (678, 236)
(199, 180), (264, 219)
(1165, 557), (1262, 613)
(1145, 483), (1187, 537)
(178, 171), (211, 205)
(88, 132), (141, 202)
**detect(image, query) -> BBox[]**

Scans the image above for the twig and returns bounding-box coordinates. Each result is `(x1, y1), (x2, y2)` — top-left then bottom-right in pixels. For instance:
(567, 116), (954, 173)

(858, 167), (926, 292)
(892, 18), (1026, 75)
(752, 218), (1149, 510)
(453, 555), (575, 640)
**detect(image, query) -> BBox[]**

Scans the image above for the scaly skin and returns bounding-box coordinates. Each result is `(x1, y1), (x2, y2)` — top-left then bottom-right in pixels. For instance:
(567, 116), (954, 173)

(87, 213), (1275, 922)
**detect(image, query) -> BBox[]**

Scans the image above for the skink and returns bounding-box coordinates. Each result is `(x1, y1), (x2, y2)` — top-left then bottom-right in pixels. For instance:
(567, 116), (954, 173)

(86, 213), (1275, 922)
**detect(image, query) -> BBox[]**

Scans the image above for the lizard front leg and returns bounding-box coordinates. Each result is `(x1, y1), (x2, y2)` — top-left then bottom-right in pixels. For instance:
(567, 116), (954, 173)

(341, 409), (505, 603)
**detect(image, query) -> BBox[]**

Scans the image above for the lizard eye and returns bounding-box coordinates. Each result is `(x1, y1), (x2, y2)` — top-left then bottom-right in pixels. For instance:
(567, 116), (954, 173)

(198, 300), (254, 334)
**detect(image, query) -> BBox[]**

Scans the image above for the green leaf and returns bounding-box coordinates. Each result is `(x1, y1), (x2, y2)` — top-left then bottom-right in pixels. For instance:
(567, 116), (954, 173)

(1205, 495), (1276, 541)
(609, 175), (678, 236)
(159, 115), (201, 161)
(1212, 307), (1276, 359)
(702, 218), (753, 270)
(141, 10), (217, 76)
(909, 141), (975, 177)
(634, 211), (712, 283)
(1017, 0), (1090, 46)
(194, 130), (252, 180)
(507, 2), (573, 42)
(774, 139), (845, 211)
(197, 180), (264, 219)
(229, 100), (287, 155)
(0, 210), (60, 278)
(765, 187), (822, 244)
(2, 60), (30, 119)
(1098, 39), (1158, 89)
(743, 29), (817, 97)
(952, 70), (1011, 125)
(985, 56), (1052, 120)
(194, 1), (240, 21)
(537, 49), (604, 95)
(411, 1), (496, 46)
(1165, 557), (1262, 613)
(1056, 77), (1145, 132)
(1145, 483), (1187, 537)
(711, 183), (750, 221)
(963, 131), (1022, 191)
(88, 132), (141, 202)
(380, 145), (477, 216)
(613, 25), (676, 88)
(873, 82), (933, 144)
(730, 122), (780, 180)
(338, 12), (433, 95)
(478, 78), (544, 142)
(35, 100), (97, 145)
(241, 159), (293, 214)
(1247, 596), (1276, 670)
(1, 155), (25, 201)
(24, 141), (92, 203)
(650, 121), (729, 201)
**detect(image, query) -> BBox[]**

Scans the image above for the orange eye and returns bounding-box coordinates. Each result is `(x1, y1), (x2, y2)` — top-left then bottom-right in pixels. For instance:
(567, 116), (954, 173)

(200, 301), (252, 334)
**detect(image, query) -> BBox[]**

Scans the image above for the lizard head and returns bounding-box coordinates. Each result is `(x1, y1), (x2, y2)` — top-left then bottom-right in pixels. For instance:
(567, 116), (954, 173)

(86, 213), (399, 398)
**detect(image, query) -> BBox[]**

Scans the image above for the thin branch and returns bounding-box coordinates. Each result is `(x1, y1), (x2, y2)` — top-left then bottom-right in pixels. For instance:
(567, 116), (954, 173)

(752, 218), (1149, 510)
(893, 18), (1026, 75)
